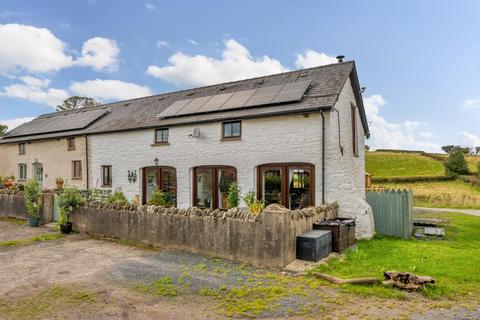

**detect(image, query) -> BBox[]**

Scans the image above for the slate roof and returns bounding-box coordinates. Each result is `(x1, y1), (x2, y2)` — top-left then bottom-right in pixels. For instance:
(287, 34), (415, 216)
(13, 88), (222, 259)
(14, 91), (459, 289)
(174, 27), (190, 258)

(0, 61), (369, 143)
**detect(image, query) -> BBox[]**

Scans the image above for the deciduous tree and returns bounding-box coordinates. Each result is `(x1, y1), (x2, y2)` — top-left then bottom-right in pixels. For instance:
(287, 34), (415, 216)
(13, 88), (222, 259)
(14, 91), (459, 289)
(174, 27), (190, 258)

(56, 96), (99, 112)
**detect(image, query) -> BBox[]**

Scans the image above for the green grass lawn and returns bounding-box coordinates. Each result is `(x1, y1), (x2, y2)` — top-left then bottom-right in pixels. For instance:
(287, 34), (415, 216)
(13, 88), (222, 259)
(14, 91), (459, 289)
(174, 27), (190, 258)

(313, 212), (480, 300)
(376, 180), (480, 209)
(366, 151), (445, 178)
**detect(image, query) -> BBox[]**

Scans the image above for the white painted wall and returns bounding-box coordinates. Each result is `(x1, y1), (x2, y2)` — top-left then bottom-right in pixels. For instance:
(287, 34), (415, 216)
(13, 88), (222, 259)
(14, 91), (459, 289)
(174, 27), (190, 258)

(324, 78), (374, 238)
(89, 113), (324, 208)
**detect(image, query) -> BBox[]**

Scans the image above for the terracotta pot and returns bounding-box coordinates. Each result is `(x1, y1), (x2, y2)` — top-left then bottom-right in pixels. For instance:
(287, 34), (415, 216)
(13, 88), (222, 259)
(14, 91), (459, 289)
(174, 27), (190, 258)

(3, 179), (14, 189)
(56, 180), (64, 190)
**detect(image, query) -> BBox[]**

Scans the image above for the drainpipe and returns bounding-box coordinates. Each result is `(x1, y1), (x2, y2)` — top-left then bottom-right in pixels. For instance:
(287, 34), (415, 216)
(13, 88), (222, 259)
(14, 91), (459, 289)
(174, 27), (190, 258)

(84, 135), (89, 190)
(320, 112), (325, 204)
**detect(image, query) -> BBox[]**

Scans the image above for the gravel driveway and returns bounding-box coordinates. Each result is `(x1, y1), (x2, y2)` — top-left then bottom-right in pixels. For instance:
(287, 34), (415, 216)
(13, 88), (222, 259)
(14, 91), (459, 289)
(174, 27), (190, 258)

(0, 219), (478, 320)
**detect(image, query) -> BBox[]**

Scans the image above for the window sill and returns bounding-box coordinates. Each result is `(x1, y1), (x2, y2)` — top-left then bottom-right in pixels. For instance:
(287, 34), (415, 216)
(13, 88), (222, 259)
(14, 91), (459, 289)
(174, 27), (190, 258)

(101, 185), (112, 188)
(67, 148), (76, 151)
(17, 179), (26, 182)
(71, 177), (82, 180)
(151, 142), (170, 147)
(221, 137), (241, 141)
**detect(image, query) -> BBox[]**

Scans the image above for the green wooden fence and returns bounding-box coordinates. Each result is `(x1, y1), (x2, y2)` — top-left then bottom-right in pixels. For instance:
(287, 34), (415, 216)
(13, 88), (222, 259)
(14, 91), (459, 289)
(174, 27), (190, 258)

(366, 189), (413, 239)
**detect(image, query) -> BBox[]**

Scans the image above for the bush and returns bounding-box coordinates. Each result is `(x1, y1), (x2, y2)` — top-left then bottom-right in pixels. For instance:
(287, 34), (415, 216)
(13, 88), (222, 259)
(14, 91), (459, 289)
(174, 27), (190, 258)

(107, 191), (129, 205)
(57, 186), (86, 224)
(242, 191), (265, 214)
(444, 147), (469, 176)
(477, 162), (480, 177)
(148, 189), (174, 206)
(226, 182), (240, 209)
(24, 179), (41, 218)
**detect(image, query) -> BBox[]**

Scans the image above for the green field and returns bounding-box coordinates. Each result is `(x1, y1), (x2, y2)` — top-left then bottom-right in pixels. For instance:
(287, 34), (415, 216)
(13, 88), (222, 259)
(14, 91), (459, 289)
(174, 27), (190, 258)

(314, 212), (480, 300)
(366, 151), (445, 178)
(377, 180), (480, 209)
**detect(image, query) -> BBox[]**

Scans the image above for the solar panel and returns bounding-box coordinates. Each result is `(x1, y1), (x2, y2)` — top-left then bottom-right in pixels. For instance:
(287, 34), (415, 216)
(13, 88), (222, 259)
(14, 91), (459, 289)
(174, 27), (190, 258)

(271, 80), (311, 104)
(4, 109), (108, 138)
(156, 80), (311, 119)
(157, 99), (192, 118)
(176, 95), (213, 116)
(219, 89), (257, 110)
(244, 84), (283, 107)
(196, 92), (234, 113)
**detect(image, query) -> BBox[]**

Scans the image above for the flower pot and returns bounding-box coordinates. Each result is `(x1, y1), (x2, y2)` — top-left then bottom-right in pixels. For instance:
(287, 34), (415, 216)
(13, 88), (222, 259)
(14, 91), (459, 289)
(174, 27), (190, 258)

(56, 181), (64, 190)
(28, 217), (40, 227)
(3, 179), (14, 189)
(60, 222), (73, 234)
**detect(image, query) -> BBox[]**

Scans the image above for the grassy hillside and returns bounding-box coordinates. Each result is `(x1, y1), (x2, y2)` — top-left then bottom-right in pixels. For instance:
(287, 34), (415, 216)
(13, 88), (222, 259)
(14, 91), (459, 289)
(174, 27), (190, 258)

(467, 155), (480, 173)
(366, 151), (445, 177)
(378, 180), (480, 209)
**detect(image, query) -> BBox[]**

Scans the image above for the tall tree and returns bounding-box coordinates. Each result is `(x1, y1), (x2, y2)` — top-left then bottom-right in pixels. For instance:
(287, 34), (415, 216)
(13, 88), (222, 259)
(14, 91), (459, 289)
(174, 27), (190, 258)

(475, 146), (480, 155)
(441, 145), (455, 154)
(0, 124), (7, 136)
(56, 96), (99, 112)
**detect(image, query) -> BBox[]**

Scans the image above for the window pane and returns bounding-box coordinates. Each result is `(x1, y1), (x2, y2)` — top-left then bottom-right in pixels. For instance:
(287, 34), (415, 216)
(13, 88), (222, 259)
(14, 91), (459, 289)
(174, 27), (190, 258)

(196, 168), (213, 208)
(217, 168), (236, 209)
(145, 168), (158, 203)
(263, 169), (282, 206)
(232, 122), (240, 136)
(224, 123), (232, 137)
(162, 129), (169, 142)
(288, 168), (311, 209)
(161, 168), (176, 205)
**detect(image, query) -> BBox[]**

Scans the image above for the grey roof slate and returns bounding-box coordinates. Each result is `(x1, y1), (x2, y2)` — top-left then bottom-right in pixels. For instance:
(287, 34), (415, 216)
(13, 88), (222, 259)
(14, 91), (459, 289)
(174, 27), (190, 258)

(0, 61), (369, 144)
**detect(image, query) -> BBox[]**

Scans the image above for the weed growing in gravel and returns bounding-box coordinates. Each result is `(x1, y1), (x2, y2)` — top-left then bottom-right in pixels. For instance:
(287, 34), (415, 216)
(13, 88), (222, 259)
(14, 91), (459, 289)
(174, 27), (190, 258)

(0, 233), (64, 247)
(0, 217), (26, 225)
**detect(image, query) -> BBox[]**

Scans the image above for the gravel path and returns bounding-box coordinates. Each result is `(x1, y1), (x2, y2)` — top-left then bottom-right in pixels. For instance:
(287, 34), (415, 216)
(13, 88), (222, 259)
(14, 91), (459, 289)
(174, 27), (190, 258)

(414, 207), (480, 217)
(0, 219), (57, 241)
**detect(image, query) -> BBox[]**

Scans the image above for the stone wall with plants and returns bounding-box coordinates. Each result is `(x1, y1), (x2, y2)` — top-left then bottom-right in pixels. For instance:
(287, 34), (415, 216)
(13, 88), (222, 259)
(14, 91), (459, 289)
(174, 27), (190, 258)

(71, 202), (338, 268)
(0, 189), (55, 223)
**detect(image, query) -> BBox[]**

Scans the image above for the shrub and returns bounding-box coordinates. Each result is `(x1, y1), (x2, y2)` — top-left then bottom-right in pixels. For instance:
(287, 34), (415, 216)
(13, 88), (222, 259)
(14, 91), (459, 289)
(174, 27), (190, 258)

(57, 186), (86, 224)
(226, 182), (240, 209)
(24, 179), (41, 218)
(444, 147), (469, 176)
(242, 191), (265, 214)
(477, 162), (480, 177)
(148, 189), (174, 206)
(107, 191), (129, 205)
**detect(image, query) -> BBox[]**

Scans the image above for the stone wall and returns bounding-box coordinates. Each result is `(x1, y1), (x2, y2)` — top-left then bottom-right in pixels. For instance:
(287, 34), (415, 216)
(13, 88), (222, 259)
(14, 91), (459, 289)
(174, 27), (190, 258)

(0, 190), (55, 224)
(71, 203), (338, 268)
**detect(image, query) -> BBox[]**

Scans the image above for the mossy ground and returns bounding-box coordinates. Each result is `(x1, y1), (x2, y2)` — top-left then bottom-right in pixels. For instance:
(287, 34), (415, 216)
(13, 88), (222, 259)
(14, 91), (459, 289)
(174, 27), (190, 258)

(0, 286), (96, 320)
(0, 233), (64, 247)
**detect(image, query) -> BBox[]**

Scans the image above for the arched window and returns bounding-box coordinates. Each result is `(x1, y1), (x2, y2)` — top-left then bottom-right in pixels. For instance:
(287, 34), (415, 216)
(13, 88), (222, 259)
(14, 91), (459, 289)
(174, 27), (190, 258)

(142, 166), (177, 205)
(257, 163), (315, 209)
(193, 166), (237, 209)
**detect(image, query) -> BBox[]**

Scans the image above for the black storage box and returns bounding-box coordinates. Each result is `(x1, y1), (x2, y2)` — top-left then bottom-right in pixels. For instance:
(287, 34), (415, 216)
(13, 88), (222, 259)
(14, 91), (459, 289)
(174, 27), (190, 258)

(313, 218), (356, 252)
(296, 230), (332, 262)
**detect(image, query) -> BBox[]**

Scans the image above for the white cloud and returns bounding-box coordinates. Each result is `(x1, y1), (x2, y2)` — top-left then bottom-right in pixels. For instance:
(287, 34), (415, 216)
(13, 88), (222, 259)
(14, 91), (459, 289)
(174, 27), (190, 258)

(188, 39), (199, 46)
(0, 76), (68, 107)
(70, 79), (152, 102)
(462, 99), (480, 110)
(295, 50), (337, 68)
(156, 40), (170, 48)
(0, 23), (73, 73)
(456, 131), (480, 147)
(364, 94), (440, 152)
(0, 24), (120, 74)
(147, 39), (288, 87)
(145, 3), (156, 10)
(0, 117), (35, 130)
(75, 37), (120, 71)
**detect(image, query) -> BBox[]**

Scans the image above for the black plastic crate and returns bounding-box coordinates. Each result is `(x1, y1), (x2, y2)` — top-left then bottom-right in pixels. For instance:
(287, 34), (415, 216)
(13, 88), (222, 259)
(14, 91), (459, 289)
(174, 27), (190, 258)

(296, 230), (332, 262)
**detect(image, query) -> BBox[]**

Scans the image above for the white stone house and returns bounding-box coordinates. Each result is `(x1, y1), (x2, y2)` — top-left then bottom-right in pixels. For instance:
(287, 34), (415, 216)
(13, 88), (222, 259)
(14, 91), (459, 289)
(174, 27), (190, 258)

(0, 60), (374, 238)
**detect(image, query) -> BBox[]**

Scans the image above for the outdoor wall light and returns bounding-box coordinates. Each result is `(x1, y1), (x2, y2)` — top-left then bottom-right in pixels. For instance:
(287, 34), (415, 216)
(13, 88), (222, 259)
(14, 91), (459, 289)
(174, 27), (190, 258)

(128, 170), (137, 183)
(154, 158), (159, 166)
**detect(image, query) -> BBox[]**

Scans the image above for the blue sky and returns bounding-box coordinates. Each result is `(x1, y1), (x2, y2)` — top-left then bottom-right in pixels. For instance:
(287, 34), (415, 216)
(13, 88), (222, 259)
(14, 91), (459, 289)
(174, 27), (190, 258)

(1, 0), (480, 152)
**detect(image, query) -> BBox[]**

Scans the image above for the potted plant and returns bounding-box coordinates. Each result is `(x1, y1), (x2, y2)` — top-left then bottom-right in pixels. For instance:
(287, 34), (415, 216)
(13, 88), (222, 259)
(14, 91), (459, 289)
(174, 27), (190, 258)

(24, 179), (41, 227)
(3, 175), (15, 189)
(57, 186), (86, 234)
(55, 177), (64, 190)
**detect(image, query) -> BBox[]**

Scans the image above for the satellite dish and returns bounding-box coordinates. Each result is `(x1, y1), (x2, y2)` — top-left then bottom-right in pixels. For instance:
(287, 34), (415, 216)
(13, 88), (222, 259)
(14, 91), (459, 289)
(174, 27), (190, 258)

(189, 128), (200, 138)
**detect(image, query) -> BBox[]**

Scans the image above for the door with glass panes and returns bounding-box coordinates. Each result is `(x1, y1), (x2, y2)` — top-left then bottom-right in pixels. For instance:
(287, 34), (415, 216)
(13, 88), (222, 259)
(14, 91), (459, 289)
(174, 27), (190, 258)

(142, 167), (176, 205)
